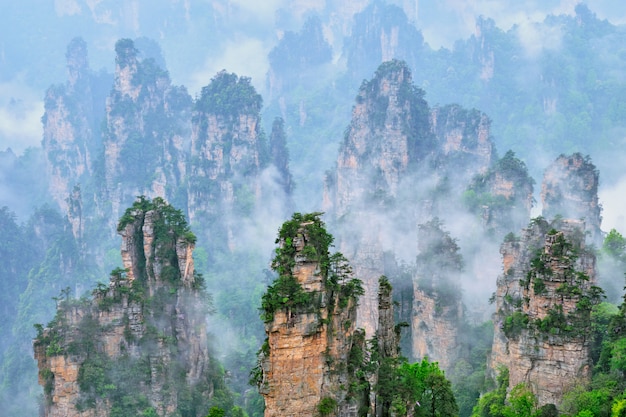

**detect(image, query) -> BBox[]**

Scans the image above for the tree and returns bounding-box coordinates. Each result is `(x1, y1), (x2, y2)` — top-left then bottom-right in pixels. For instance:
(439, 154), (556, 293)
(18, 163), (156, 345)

(502, 384), (537, 417)
(206, 407), (225, 417)
(396, 358), (458, 417)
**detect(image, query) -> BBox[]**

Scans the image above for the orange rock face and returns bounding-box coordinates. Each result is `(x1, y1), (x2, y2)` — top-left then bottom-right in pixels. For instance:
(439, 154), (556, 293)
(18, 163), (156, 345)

(259, 218), (364, 417)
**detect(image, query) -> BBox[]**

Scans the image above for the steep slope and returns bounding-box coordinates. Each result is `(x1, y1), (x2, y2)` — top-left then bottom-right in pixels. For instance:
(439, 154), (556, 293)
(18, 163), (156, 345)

(41, 37), (110, 231)
(255, 213), (365, 416)
(490, 154), (604, 407)
(33, 198), (223, 417)
(187, 71), (266, 227)
(465, 150), (534, 236)
(103, 39), (192, 222)
(542, 153), (602, 244)
(490, 219), (600, 407)
(412, 219), (464, 372)
(255, 213), (400, 416)
(323, 60), (496, 338)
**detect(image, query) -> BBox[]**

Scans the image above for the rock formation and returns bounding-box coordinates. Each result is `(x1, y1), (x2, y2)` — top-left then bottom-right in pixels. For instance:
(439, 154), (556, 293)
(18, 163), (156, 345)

(256, 213), (364, 416)
(323, 60), (496, 340)
(490, 155), (603, 407)
(34, 198), (214, 417)
(187, 71), (265, 226)
(465, 150), (534, 236)
(41, 37), (108, 224)
(256, 213), (399, 417)
(490, 218), (599, 407)
(411, 219), (464, 373)
(542, 153), (602, 244)
(103, 39), (191, 222)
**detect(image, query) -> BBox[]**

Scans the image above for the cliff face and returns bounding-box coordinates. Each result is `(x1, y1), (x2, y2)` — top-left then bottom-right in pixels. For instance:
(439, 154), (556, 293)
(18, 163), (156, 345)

(411, 219), (464, 373)
(323, 61), (496, 340)
(34, 198), (212, 417)
(490, 217), (599, 407)
(466, 150), (534, 236)
(257, 214), (364, 416)
(257, 214), (400, 417)
(41, 38), (106, 224)
(541, 153), (602, 243)
(323, 60), (433, 336)
(103, 39), (191, 222)
(187, 71), (265, 225)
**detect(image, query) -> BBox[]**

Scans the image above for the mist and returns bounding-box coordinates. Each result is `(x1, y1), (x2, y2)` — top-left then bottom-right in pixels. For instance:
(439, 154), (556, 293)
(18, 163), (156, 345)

(4, 1), (626, 416)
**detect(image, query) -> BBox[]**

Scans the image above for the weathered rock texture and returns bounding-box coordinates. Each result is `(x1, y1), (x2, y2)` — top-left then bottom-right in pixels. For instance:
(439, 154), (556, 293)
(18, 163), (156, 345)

(490, 217), (598, 407)
(187, 71), (264, 225)
(258, 216), (362, 417)
(34, 198), (212, 417)
(411, 219), (464, 373)
(541, 153), (602, 244)
(103, 39), (191, 223)
(41, 37), (108, 227)
(258, 215), (400, 417)
(466, 150), (534, 236)
(323, 60), (496, 340)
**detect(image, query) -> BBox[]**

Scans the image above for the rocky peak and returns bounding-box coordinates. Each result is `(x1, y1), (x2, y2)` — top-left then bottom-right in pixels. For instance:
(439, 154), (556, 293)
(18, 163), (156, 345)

(430, 104), (494, 181)
(465, 150), (534, 236)
(34, 198), (212, 417)
(324, 61), (498, 340)
(256, 213), (365, 416)
(103, 38), (191, 223)
(343, 3), (424, 83)
(490, 216), (601, 407)
(113, 38), (141, 101)
(541, 153), (602, 243)
(188, 71), (266, 229)
(66, 37), (90, 92)
(326, 59), (432, 218)
(42, 38), (99, 219)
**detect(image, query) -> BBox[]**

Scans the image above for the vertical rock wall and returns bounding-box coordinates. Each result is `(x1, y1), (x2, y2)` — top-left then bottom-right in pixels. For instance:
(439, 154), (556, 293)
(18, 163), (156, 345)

(259, 218), (361, 417)
(34, 199), (210, 417)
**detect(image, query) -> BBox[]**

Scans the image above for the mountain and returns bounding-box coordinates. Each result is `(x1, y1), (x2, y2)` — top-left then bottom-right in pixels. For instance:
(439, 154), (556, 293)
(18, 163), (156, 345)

(34, 198), (234, 417)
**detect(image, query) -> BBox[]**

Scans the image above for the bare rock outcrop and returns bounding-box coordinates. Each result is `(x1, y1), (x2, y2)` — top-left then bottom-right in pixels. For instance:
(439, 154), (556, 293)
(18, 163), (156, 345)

(323, 60), (497, 341)
(257, 214), (363, 416)
(42, 38), (103, 224)
(103, 39), (191, 223)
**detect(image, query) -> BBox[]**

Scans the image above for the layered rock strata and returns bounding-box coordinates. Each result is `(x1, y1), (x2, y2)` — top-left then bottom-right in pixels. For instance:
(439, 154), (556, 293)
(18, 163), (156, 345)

(258, 215), (363, 417)
(34, 198), (211, 417)
(490, 218), (598, 407)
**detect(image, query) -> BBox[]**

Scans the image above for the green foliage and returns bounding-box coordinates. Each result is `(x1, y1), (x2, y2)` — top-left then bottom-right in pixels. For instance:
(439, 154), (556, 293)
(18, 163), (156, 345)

(261, 213), (363, 323)
(317, 397), (337, 416)
(394, 358), (459, 417)
(603, 229), (626, 262)
(207, 407), (226, 417)
(502, 312), (529, 339)
(610, 338), (626, 374)
(115, 38), (137, 67)
(471, 367), (509, 417)
(195, 71), (262, 117)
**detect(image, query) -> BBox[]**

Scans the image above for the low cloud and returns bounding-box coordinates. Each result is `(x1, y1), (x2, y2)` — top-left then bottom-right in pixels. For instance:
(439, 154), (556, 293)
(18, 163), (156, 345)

(599, 178), (626, 234)
(187, 37), (269, 97)
(0, 81), (44, 154)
